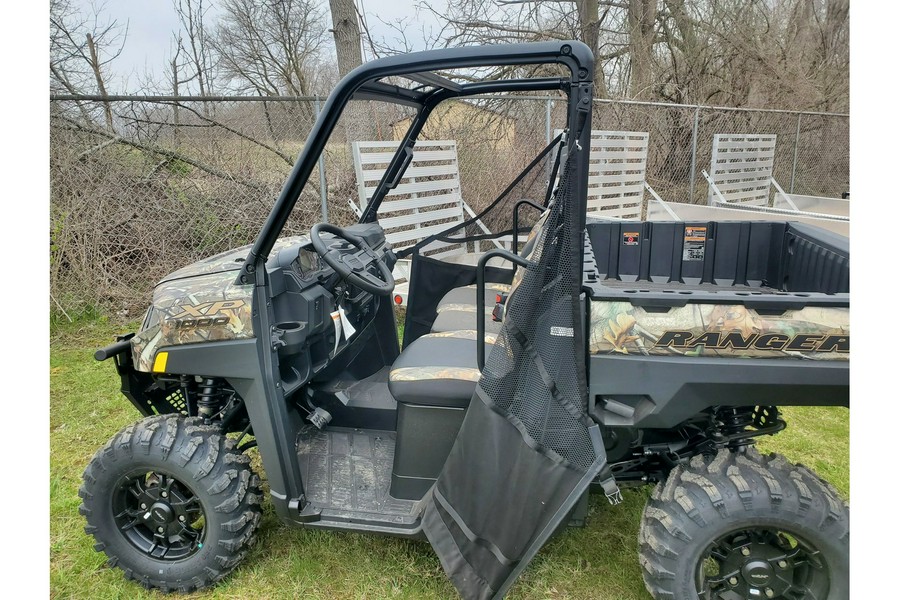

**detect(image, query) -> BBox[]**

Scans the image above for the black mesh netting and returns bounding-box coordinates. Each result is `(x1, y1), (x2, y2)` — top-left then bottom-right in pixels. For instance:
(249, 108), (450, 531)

(477, 154), (596, 471)
(422, 145), (611, 600)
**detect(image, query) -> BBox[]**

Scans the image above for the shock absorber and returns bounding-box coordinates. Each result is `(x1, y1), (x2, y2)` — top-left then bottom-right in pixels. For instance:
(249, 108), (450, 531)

(197, 377), (225, 419)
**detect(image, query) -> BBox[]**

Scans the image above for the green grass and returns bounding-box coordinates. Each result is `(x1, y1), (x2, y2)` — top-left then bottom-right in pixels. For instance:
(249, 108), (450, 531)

(50, 320), (848, 599)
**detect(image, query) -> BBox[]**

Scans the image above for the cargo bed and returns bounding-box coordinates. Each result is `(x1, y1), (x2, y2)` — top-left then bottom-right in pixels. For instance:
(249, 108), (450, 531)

(582, 220), (849, 428)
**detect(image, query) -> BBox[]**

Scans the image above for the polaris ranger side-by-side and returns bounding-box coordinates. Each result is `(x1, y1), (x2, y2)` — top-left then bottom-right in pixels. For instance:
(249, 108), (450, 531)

(81, 41), (849, 600)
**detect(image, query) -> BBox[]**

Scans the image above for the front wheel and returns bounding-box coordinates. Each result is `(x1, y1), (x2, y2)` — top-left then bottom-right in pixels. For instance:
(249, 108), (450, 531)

(639, 448), (849, 600)
(79, 415), (263, 593)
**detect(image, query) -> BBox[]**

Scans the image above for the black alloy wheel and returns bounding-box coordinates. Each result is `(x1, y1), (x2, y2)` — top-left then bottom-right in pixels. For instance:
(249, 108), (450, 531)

(112, 470), (207, 561)
(696, 527), (831, 599)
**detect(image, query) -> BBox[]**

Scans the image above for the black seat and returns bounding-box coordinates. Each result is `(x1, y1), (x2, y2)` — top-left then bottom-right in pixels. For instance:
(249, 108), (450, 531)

(436, 282), (510, 312)
(388, 330), (495, 499)
(431, 307), (504, 335)
(388, 331), (495, 407)
(428, 215), (545, 334)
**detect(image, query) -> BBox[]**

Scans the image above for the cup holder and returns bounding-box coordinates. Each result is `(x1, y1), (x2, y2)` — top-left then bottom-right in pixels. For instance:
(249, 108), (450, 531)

(274, 321), (307, 355)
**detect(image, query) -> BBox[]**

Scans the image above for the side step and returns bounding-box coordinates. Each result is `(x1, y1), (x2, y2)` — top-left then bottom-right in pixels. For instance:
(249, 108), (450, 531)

(295, 426), (423, 535)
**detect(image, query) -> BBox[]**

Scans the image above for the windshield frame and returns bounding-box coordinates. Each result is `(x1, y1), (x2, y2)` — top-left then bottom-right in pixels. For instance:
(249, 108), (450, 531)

(236, 41), (595, 285)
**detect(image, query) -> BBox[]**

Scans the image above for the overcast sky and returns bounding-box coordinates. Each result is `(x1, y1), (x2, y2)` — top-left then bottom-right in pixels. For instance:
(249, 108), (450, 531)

(73, 0), (446, 93)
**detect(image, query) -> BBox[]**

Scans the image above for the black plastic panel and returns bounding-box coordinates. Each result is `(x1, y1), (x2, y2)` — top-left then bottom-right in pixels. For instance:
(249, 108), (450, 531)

(584, 220), (848, 308)
(391, 402), (467, 500)
(588, 354), (849, 429)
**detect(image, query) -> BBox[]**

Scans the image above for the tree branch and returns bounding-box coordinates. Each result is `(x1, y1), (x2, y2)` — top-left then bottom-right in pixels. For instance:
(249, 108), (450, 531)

(52, 114), (268, 192)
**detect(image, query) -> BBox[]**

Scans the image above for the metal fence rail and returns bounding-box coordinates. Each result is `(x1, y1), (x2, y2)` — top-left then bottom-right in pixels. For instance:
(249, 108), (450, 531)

(49, 94), (848, 317)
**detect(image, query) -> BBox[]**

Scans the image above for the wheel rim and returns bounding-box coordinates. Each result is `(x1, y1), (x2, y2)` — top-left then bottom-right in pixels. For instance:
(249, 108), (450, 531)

(112, 469), (206, 561)
(695, 527), (830, 599)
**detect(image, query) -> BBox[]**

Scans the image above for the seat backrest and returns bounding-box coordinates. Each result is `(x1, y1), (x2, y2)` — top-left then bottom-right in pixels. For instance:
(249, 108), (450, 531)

(352, 140), (468, 258)
(707, 133), (777, 206)
(555, 129), (649, 219)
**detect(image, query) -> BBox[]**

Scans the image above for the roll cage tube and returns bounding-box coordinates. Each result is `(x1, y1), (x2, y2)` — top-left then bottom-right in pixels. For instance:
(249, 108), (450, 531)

(236, 40), (595, 285)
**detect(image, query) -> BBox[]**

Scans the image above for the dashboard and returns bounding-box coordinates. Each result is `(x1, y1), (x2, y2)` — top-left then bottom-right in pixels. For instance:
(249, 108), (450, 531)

(264, 224), (394, 392)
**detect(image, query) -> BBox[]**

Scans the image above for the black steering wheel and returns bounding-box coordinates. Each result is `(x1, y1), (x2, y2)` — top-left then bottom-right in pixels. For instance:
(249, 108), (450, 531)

(310, 223), (395, 296)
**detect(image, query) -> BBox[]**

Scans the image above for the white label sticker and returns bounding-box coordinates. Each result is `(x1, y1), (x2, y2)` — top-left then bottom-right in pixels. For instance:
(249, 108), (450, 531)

(550, 326), (574, 337)
(338, 305), (357, 339)
(330, 310), (342, 355)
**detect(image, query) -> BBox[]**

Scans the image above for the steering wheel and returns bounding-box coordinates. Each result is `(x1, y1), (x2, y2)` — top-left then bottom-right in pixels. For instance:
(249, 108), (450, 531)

(310, 223), (395, 296)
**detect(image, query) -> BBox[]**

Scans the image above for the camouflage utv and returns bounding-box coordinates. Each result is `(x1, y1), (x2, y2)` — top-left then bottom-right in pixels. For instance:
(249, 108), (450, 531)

(82, 41), (849, 599)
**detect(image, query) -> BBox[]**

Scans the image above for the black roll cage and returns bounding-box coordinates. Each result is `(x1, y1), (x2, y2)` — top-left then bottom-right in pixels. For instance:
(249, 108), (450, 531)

(236, 40), (595, 285)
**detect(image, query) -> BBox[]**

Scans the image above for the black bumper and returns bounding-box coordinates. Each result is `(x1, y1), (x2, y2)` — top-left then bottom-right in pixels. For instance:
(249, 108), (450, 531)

(95, 333), (186, 417)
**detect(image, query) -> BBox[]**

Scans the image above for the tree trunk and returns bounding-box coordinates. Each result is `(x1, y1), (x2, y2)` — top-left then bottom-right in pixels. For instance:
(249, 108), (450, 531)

(329, 0), (364, 77)
(86, 33), (115, 133)
(627, 0), (658, 100)
(328, 0), (377, 141)
(576, 0), (608, 98)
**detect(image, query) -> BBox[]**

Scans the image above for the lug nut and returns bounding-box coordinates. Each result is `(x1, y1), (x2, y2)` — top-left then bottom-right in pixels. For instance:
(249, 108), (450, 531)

(765, 588), (775, 598)
(741, 547), (751, 556)
(157, 527), (165, 533)
(778, 560), (788, 569)
(728, 577), (738, 586)
(140, 503), (147, 509)
(161, 491), (168, 498)
(179, 515), (186, 522)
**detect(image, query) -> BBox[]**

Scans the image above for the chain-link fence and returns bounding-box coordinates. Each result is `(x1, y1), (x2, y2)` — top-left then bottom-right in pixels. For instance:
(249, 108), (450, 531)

(49, 94), (848, 319)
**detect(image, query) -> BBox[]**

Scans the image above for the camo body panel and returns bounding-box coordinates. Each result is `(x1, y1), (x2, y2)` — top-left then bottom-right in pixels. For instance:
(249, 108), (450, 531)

(131, 270), (255, 371)
(589, 300), (849, 360)
(159, 235), (308, 283)
(131, 237), (308, 372)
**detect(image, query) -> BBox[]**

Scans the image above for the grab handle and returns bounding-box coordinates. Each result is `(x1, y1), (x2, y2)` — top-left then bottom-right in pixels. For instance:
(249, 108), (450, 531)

(477, 249), (535, 370)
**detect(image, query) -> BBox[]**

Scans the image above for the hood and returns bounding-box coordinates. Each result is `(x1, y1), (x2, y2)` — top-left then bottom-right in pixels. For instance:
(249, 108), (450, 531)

(158, 235), (309, 284)
(131, 236), (308, 372)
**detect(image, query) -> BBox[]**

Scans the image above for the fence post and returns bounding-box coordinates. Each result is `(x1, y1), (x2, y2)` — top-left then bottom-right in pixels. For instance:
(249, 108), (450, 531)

(314, 96), (329, 222)
(688, 105), (700, 204)
(545, 98), (552, 144)
(790, 113), (801, 194)
(545, 98), (554, 182)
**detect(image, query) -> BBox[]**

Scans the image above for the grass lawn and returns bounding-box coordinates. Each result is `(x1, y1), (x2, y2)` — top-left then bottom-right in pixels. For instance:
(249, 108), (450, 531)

(50, 319), (849, 599)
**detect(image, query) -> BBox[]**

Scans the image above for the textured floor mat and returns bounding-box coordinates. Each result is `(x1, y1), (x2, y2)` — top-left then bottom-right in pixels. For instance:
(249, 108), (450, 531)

(296, 427), (417, 520)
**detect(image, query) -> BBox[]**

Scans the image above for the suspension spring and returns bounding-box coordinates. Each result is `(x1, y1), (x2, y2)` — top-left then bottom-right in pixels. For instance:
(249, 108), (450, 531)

(197, 378), (225, 419)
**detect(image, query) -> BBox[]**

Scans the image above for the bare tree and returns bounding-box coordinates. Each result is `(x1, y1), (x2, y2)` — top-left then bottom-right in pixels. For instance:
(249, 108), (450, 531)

(50, 0), (128, 130)
(213, 0), (327, 97)
(172, 0), (218, 98)
(654, 0), (849, 111)
(424, 0), (847, 111)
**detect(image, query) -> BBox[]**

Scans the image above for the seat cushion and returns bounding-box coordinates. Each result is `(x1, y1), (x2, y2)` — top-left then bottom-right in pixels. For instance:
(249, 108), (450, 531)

(436, 282), (511, 313)
(431, 307), (504, 334)
(389, 331), (496, 408)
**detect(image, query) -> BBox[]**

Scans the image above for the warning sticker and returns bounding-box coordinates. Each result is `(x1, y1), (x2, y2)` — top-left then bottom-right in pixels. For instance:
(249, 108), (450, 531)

(683, 226), (707, 261)
(623, 232), (640, 246)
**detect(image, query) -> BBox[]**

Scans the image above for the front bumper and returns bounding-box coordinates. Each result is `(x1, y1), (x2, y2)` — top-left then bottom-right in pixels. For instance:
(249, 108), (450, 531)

(95, 333), (187, 417)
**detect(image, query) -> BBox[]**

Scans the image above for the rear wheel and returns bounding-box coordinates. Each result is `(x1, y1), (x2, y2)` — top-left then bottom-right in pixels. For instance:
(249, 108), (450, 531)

(639, 447), (848, 600)
(79, 415), (263, 593)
